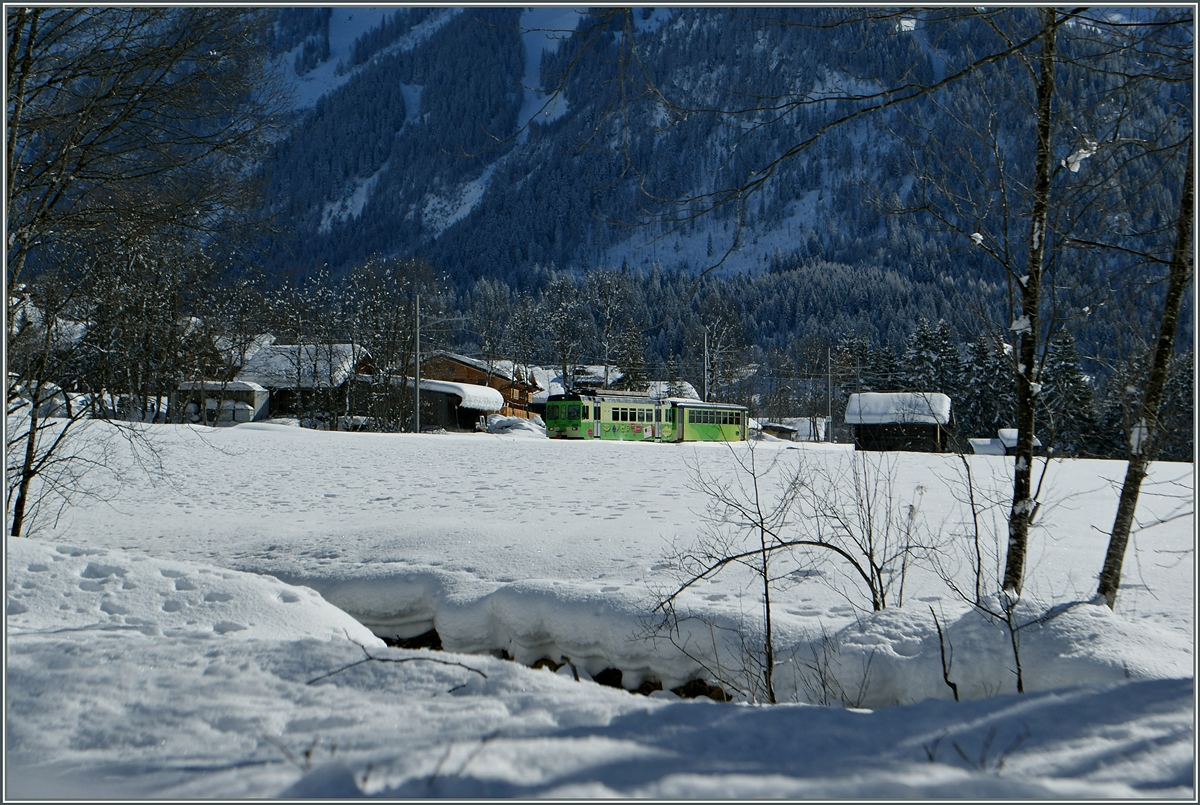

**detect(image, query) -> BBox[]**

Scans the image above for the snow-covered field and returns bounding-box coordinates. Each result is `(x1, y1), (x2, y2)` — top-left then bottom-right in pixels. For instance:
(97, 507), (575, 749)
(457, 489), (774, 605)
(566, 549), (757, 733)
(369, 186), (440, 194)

(6, 420), (1195, 798)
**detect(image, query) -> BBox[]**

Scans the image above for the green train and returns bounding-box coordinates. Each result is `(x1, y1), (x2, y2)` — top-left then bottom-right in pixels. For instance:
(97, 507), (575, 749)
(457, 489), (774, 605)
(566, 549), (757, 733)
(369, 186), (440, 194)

(545, 391), (747, 442)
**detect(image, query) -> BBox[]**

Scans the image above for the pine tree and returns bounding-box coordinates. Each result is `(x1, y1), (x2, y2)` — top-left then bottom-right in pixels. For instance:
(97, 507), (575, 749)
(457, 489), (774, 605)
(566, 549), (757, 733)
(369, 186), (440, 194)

(957, 339), (1017, 439)
(900, 318), (960, 396)
(1039, 332), (1099, 456)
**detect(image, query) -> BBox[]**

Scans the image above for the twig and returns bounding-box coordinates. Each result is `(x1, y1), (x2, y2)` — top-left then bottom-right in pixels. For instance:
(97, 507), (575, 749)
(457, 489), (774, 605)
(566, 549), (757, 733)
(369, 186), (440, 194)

(307, 638), (488, 686)
(930, 606), (959, 702)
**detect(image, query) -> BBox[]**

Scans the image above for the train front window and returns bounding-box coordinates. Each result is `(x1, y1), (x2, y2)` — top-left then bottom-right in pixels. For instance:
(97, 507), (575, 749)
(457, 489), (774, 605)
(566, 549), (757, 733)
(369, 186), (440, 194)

(568, 405), (580, 419)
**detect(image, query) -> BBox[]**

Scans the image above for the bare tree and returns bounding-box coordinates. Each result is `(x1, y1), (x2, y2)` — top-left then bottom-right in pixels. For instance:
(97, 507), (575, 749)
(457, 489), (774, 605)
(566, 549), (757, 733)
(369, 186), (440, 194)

(583, 268), (629, 388)
(541, 273), (591, 391)
(1097, 140), (1194, 608)
(6, 8), (284, 536)
(652, 445), (926, 703)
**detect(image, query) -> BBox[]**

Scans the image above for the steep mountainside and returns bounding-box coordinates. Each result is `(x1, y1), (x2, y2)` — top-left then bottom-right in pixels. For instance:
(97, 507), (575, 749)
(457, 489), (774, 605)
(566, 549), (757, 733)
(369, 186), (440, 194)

(259, 8), (1190, 361)
(264, 9), (948, 283)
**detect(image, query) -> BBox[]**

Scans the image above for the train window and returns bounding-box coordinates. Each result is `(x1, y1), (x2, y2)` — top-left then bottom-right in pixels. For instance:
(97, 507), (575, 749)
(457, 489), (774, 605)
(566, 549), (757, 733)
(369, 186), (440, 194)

(636, 409), (644, 422)
(655, 408), (661, 422)
(568, 405), (580, 419)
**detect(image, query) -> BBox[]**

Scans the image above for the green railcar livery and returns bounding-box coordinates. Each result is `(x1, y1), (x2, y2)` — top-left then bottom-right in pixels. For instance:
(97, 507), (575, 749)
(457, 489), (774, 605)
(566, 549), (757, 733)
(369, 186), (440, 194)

(545, 391), (747, 442)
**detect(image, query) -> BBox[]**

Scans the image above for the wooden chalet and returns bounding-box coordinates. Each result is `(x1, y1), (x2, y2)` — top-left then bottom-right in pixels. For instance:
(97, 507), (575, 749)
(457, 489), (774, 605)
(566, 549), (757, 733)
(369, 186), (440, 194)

(845, 392), (953, 452)
(421, 351), (540, 419)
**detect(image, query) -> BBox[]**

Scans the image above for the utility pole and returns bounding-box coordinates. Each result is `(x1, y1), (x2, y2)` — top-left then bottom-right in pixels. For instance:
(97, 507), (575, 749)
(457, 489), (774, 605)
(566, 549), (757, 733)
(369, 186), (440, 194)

(703, 327), (710, 402)
(827, 346), (832, 443)
(415, 294), (421, 433)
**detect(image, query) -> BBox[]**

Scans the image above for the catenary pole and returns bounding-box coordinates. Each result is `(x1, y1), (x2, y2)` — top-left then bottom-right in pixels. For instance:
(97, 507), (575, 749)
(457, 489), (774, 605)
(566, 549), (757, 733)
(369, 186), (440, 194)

(415, 294), (421, 433)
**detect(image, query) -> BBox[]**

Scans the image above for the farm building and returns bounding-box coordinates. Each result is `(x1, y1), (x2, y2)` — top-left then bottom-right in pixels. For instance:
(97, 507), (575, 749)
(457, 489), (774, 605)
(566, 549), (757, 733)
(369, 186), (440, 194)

(412, 378), (505, 431)
(236, 343), (374, 422)
(174, 380), (269, 425)
(421, 351), (540, 419)
(845, 392), (953, 452)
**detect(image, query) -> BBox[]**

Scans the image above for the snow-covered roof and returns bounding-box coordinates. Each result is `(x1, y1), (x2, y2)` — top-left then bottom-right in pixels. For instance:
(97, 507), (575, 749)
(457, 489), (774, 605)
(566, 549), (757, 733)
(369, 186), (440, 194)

(425, 351), (536, 387)
(997, 428), (1042, 448)
(178, 380), (267, 393)
(969, 438), (1006, 456)
(414, 378), (504, 412)
(237, 344), (366, 389)
(215, 333), (277, 366)
(844, 392), (951, 425)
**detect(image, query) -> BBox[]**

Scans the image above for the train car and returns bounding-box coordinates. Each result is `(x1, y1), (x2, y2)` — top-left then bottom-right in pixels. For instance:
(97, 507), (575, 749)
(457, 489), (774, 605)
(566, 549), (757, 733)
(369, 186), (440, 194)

(545, 391), (747, 442)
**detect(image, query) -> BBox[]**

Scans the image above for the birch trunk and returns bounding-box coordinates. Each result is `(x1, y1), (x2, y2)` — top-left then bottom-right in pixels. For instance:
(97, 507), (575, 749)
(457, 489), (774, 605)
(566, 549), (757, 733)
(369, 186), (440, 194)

(1096, 139), (1194, 609)
(1002, 11), (1057, 594)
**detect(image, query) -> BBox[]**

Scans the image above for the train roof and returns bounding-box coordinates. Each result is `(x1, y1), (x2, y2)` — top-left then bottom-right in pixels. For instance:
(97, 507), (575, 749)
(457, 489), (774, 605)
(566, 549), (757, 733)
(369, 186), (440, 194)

(547, 392), (745, 410)
(665, 398), (748, 410)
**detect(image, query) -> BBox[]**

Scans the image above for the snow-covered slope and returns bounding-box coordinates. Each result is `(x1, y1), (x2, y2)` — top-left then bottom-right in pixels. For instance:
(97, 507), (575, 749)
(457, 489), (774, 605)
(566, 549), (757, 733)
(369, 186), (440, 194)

(6, 419), (1193, 797)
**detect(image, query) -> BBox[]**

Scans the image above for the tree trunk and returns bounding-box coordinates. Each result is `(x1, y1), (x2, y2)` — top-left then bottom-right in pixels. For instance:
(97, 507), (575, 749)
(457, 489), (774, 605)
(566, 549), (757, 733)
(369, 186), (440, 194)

(1097, 138), (1194, 609)
(10, 399), (40, 537)
(1002, 11), (1057, 594)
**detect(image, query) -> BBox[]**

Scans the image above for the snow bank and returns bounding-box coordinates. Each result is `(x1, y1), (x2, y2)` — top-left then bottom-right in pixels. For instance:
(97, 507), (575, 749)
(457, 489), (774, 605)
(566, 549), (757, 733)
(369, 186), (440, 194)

(484, 414), (546, 437)
(6, 539), (381, 646)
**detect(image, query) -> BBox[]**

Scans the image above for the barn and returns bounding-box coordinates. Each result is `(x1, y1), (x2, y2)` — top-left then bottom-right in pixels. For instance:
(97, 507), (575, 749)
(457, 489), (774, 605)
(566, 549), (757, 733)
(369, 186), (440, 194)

(845, 392), (953, 452)
(412, 378), (505, 431)
(236, 343), (373, 424)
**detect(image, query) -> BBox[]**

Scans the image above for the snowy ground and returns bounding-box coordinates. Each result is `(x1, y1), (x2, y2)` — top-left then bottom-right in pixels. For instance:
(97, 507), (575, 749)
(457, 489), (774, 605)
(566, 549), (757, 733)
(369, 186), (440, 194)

(6, 419), (1195, 798)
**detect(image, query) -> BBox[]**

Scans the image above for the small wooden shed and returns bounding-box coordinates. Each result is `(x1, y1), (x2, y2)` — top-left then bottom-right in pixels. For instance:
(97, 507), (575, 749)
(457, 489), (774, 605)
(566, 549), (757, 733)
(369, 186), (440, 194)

(845, 392), (953, 452)
(412, 378), (505, 431)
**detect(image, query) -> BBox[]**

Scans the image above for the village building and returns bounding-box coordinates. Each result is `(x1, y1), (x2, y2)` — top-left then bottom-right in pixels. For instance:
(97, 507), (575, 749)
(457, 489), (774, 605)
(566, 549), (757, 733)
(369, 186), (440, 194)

(174, 380), (269, 425)
(421, 351), (540, 419)
(236, 343), (374, 423)
(412, 378), (505, 431)
(845, 392), (953, 452)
